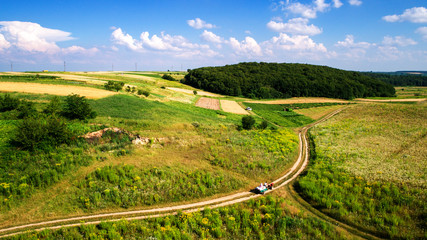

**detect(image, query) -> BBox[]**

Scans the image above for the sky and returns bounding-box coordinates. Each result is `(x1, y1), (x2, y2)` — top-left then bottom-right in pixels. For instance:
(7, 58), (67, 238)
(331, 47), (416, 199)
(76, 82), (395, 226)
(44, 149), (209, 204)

(0, 0), (426, 72)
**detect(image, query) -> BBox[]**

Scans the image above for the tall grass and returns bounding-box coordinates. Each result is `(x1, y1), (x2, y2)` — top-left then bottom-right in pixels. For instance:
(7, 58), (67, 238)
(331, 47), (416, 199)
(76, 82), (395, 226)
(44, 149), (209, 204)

(297, 103), (427, 239)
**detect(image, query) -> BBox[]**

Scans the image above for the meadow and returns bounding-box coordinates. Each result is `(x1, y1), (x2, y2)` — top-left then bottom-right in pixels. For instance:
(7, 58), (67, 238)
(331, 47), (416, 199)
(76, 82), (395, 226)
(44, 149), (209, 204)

(297, 103), (427, 239)
(4, 195), (349, 240)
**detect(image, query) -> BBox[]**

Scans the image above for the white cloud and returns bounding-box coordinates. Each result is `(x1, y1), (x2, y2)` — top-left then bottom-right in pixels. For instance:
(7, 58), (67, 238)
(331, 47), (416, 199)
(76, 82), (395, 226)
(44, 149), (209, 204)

(287, 2), (317, 18)
(0, 21), (74, 53)
(348, 0), (362, 6)
(263, 33), (327, 52)
(382, 36), (417, 47)
(187, 18), (216, 29)
(335, 35), (371, 48)
(0, 33), (11, 51)
(416, 26), (427, 40)
(111, 28), (142, 51)
(140, 32), (179, 51)
(383, 7), (427, 23)
(229, 36), (262, 57)
(62, 45), (99, 55)
(267, 18), (322, 36)
(332, 0), (343, 8)
(200, 30), (223, 44)
(314, 0), (330, 12)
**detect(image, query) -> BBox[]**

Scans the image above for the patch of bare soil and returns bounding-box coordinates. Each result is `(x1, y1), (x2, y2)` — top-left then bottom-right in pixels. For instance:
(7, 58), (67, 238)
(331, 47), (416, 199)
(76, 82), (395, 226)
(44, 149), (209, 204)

(355, 98), (426, 102)
(220, 100), (249, 115)
(195, 97), (220, 110)
(0, 82), (117, 99)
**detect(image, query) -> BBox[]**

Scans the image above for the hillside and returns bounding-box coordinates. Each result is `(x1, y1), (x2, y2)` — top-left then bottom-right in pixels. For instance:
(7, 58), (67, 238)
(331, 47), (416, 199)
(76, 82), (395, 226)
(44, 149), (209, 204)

(182, 62), (395, 100)
(361, 72), (427, 86)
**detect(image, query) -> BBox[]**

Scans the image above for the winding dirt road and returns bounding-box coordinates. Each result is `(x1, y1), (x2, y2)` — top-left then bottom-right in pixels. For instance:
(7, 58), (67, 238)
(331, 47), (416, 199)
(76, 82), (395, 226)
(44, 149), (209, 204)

(0, 109), (343, 238)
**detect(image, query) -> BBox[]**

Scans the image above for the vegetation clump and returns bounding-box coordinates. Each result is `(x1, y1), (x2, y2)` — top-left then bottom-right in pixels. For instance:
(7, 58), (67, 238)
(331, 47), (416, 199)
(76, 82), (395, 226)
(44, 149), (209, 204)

(104, 80), (125, 92)
(61, 94), (97, 120)
(161, 74), (175, 81)
(183, 62), (395, 99)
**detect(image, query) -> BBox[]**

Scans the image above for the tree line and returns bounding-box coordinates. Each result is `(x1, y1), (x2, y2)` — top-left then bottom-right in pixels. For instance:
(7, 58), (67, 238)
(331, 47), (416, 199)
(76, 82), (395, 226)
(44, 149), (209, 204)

(182, 62), (395, 100)
(360, 72), (427, 86)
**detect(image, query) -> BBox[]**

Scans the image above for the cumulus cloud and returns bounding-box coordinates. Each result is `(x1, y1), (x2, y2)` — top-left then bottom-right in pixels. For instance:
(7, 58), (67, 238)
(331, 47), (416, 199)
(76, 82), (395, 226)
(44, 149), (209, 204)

(348, 0), (362, 6)
(0, 21), (74, 53)
(332, 0), (343, 8)
(267, 18), (322, 36)
(229, 36), (262, 57)
(0, 33), (11, 51)
(286, 2), (318, 18)
(263, 33), (327, 52)
(111, 27), (217, 58)
(187, 18), (216, 29)
(335, 35), (372, 48)
(416, 26), (427, 40)
(382, 36), (417, 47)
(111, 28), (142, 51)
(200, 30), (223, 44)
(62, 45), (99, 55)
(383, 7), (427, 23)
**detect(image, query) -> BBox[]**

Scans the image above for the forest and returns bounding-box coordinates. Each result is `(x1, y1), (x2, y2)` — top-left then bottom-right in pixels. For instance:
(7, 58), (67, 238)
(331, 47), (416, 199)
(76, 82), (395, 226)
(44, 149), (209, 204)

(182, 62), (396, 100)
(361, 72), (427, 86)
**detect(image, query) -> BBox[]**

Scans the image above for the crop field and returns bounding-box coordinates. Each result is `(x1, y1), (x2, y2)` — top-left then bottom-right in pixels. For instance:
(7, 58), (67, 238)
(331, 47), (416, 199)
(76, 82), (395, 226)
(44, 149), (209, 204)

(220, 100), (249, 115)
(195, 97), (221, 110)
(298, 103), (426, 239)
(0, 82), (117, 99)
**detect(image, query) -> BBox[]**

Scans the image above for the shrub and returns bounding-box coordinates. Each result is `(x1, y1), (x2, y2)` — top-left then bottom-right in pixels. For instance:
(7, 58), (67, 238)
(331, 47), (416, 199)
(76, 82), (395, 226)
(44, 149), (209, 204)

(136, 89), (149, 96)
(161, 74), (175, 81)
(258, 120), (268, 130)
(0, 94), (20, 112)
(193, 90), (198, 95)
(104, 81), (125, 92)
(242, 116), (255, 130)
(61, 94), (97, 120)
(10, 115), (72, 151)
(43, 96), (62, 115)
(17, 100), (38, 119)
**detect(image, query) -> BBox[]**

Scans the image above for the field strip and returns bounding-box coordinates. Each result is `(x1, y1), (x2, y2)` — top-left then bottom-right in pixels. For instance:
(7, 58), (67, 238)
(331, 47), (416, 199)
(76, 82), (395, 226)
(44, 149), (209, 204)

(0, 82), (117, 99)
(355, 98), (426, 102)
(0, 109), (345, 238)
(195, 97), (220, 110)
(246, 97), (348, 104)
(220, 100), (249, 115)
(167, 87), (223, 97)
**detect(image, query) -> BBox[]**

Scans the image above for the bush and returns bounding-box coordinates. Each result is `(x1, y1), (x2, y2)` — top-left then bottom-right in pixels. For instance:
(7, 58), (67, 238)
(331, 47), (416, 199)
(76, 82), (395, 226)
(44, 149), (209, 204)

(258, 120), (268, 129)
(193, 90), (198, 95)
(17, 100), (38, 119)
(10, 115), (72, 151)
(137, 89), (150, 97)
(43, 96), (62, 115)
(61, 94), (97, 120)
(242, 116), (255, 130)
(161, 74), (175, 81)
(104, 81), (125, 92)
(0, 94), (20, 112)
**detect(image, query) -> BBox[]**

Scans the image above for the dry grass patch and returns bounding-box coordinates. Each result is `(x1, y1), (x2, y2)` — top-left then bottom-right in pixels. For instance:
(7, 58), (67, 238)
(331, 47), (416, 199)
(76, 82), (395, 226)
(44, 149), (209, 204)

(0, 82), (116, 99)
(220, 100), (249, 115)
(246, 97), (348, 104)
(294, 105), (345, 120)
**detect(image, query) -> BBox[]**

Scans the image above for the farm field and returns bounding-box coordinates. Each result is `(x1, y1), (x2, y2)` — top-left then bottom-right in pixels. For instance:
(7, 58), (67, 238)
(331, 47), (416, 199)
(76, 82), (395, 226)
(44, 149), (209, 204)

(195, 97), (220, 110)
(220, 100), (249, 115)
(298, 103), (427, 239)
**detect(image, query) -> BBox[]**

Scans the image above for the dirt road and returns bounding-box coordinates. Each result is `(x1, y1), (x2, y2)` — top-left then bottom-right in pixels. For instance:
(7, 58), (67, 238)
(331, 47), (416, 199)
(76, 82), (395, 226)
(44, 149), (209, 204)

(0, 109), (343, 238)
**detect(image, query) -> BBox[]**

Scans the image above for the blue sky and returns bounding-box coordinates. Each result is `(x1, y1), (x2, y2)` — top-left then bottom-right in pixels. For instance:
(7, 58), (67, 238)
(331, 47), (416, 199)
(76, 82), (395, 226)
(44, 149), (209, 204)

(0, 0), (426, 72)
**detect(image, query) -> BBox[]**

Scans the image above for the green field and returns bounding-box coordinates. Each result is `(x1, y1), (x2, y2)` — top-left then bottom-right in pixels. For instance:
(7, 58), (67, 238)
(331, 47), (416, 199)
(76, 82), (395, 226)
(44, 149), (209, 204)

(298, 103), (427, 239)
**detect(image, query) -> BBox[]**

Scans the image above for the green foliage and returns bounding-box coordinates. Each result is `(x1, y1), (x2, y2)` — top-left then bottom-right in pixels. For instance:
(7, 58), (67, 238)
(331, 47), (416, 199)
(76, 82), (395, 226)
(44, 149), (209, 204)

(241, 115), (255, 130)
(43, 96), (62, 115)
(161, 74), (175, 81)
(258, 120), (268, 129)
(9, 196), (345, 239)
(104, 80), (125, 92)
(193, 90), (198, 95)
(76, 164), (243, 209)
(16, 100), (37, 119)
(244, 103), (315, 127)
(10, 115), (72, 151)
(183, 62), (396, 99)
(61, 94), (97, 120)
(361, 72), (427, 86)
(0, 94), (20, 112)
